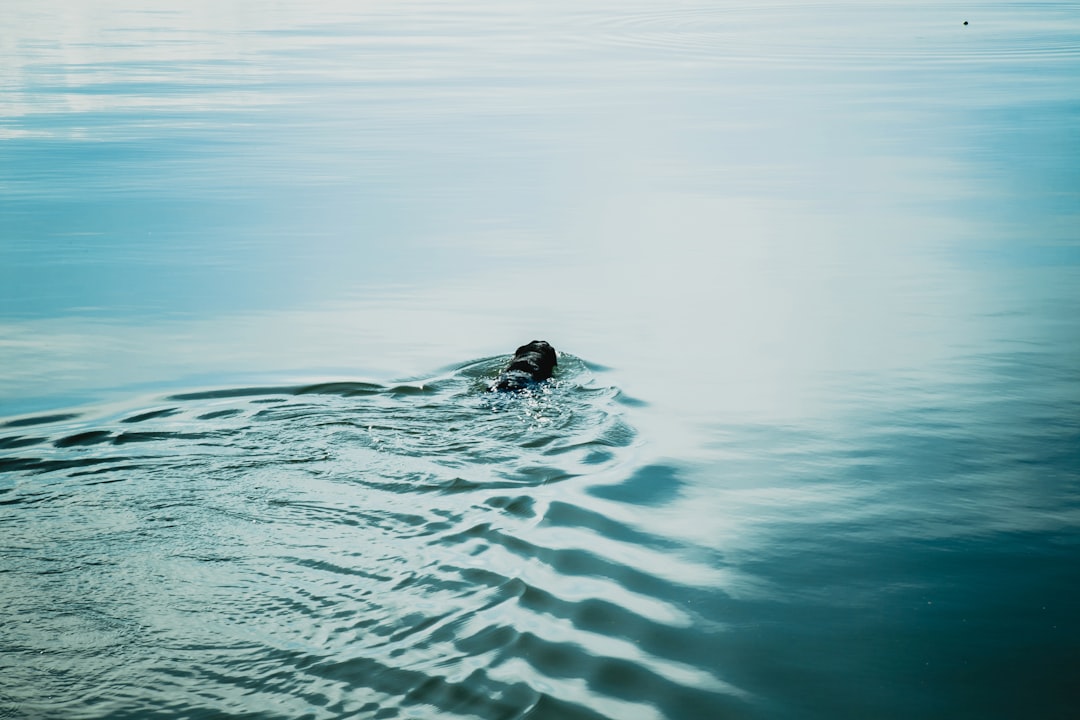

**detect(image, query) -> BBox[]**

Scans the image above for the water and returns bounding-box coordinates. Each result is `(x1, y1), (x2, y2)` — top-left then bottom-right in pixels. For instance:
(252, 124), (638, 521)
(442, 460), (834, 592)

(2, 1), (1079, 718)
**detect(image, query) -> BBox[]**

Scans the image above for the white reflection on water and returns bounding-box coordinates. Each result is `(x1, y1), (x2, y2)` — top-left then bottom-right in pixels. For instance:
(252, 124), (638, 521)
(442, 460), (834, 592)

(1, 0), (1077, 428)
(0, 192), (974, 419)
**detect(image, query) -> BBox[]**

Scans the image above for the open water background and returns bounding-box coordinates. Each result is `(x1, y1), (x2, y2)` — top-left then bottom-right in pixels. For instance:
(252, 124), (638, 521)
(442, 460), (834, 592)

(2, 1), (1079, 718)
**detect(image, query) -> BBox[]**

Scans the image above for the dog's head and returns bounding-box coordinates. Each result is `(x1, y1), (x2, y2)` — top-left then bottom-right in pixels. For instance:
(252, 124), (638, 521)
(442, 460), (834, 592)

(506, 340), (557, 381)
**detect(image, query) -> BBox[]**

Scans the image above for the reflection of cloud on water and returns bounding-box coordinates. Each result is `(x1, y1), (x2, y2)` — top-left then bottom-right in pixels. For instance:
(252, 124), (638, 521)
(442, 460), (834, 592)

(0, 181), (997, 422)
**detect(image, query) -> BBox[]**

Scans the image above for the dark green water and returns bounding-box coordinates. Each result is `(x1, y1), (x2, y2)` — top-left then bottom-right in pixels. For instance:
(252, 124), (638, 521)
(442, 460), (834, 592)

(2, 1), (1079, 718)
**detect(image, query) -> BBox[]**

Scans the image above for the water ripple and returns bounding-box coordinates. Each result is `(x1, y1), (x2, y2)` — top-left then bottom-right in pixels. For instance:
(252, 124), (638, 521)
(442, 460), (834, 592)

(0, 353), (747, 718)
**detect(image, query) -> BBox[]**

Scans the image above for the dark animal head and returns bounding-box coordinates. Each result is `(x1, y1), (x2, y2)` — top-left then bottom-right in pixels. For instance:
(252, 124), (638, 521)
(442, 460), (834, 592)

(492, 340), (557, 391)
(506, 340), (557, 380)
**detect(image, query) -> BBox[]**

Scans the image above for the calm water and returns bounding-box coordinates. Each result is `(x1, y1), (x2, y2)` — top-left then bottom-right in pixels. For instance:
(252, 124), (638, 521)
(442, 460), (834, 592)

(2, 1), (1079, 718)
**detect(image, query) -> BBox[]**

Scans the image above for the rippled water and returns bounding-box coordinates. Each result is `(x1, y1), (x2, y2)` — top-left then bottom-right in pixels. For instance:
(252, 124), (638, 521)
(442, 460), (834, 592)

(2, 0), (1080, 718)
(5, 358), (675, 718)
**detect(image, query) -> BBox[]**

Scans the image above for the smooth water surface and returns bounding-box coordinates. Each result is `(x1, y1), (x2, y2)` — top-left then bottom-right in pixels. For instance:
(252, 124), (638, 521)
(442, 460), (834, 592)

(2, 1), (1079, 718)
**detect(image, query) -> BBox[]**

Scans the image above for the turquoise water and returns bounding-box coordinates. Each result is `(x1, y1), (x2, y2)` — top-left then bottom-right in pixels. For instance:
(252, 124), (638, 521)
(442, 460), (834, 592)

(2, 1), (1079, 718)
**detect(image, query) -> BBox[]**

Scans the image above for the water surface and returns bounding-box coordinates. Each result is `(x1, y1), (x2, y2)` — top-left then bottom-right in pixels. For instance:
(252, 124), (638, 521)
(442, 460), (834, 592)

(2, 1), (1079, 718)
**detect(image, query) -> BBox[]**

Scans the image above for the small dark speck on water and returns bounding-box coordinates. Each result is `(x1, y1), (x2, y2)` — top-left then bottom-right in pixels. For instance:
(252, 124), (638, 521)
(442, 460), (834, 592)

(963, 21), (969, 25)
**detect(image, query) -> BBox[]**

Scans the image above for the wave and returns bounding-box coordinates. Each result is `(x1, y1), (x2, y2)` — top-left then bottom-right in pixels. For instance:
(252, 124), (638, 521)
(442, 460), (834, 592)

(0, 353), (748, 719)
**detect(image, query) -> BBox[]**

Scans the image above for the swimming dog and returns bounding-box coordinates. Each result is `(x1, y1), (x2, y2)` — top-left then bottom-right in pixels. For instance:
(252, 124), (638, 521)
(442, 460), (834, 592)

(491, 340), (557, 392)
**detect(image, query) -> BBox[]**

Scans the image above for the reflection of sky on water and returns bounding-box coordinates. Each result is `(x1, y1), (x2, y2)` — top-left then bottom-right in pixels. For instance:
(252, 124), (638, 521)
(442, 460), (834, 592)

(2, 0), (1078, 424)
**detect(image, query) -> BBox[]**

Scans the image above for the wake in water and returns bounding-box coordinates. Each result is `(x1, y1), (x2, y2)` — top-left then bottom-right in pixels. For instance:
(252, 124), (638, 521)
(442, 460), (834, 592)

(0, 351), (746, 720)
